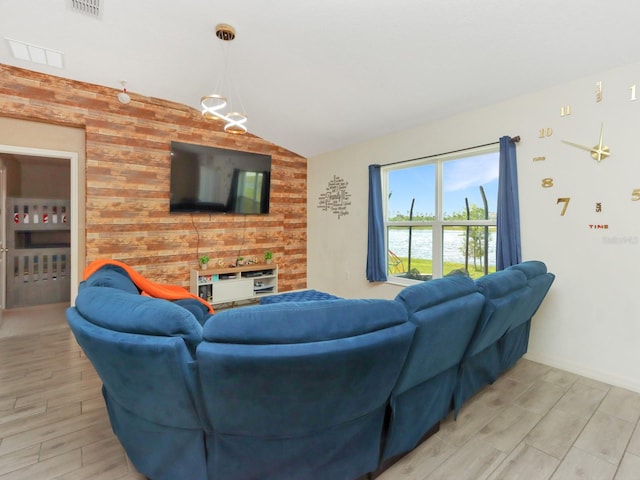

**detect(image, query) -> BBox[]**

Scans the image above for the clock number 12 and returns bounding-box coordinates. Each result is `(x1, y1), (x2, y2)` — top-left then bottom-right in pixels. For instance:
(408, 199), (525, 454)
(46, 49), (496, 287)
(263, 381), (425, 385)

(557, 197), (571, 216)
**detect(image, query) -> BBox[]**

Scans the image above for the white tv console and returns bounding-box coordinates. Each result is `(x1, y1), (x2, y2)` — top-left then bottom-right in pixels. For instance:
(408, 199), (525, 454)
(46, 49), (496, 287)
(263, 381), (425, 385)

(190, 264), (278, 306)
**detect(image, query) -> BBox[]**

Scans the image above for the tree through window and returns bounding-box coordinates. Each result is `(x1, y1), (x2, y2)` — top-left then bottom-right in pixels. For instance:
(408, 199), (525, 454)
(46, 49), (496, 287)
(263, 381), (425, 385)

(383, 146), (499, 282)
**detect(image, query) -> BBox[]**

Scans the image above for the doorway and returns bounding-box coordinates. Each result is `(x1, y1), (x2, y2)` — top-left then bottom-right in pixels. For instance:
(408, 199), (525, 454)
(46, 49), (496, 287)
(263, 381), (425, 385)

(0, 146), (79, 310)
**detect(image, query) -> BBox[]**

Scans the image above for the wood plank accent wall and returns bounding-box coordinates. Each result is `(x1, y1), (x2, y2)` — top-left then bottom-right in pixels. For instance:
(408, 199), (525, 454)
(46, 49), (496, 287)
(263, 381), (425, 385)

(0, 64), (307, 292)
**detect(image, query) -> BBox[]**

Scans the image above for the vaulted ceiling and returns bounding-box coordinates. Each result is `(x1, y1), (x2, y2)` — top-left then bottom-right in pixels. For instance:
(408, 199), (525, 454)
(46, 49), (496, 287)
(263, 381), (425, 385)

(2, 1), (640, 157)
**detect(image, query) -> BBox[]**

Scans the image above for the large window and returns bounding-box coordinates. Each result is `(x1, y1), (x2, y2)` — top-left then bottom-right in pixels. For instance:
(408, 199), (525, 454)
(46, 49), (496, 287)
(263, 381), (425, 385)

(383, 146), (499, 283)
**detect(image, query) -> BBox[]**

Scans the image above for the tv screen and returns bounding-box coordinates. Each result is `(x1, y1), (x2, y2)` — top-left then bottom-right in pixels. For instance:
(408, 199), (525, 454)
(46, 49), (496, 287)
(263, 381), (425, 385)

(169, 141), (271, 214)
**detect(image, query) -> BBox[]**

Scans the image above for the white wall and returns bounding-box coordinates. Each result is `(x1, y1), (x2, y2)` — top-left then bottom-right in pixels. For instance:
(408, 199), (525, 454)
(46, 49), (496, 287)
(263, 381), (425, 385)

(308, 61), (640, 392)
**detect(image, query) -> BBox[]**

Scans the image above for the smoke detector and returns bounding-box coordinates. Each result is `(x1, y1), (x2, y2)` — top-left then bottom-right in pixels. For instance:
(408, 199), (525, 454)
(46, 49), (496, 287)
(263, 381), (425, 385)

(117, 81), (130, 104)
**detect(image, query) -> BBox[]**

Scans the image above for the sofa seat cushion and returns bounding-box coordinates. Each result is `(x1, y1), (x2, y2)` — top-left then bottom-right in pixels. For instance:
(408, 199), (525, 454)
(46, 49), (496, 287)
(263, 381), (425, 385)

(204, 298), (407, 345)
(75, 286), (203, 351)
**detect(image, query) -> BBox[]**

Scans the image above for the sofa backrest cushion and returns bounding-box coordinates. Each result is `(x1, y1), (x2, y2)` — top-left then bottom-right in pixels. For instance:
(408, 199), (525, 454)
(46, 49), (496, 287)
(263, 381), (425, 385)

(393, 275), (484, 394)
(507, 261), (555, 327)
(508, 260), (547, 279)
(82, 264), (140, 295)
(469, 269), (530, 356)
(397, 274), (478, 314)
(197, 299), (415, 438)
(67, 307), (202, 428)
(75, 286), (203, 351)
(203, 298), (408, 344)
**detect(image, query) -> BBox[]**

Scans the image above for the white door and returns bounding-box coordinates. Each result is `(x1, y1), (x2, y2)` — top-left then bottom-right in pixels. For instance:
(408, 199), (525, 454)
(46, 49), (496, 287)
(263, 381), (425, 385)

(0, 159), (6, 310)
(0, 146), (80, 306)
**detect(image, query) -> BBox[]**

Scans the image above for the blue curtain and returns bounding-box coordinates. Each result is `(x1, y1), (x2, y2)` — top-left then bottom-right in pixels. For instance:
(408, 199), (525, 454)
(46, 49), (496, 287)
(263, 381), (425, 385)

(496, 136), (521, 270)
(366, 164), (387, 282)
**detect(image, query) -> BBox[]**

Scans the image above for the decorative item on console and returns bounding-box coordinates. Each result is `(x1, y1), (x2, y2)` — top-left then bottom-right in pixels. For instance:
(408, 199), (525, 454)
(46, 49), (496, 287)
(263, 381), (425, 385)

(230, 255), (262, 267)
(199, 255), (210, 270)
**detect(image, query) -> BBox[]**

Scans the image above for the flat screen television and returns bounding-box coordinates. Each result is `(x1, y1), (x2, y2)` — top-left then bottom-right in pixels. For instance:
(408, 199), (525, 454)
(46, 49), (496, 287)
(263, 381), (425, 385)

(169, 141), (271, 214)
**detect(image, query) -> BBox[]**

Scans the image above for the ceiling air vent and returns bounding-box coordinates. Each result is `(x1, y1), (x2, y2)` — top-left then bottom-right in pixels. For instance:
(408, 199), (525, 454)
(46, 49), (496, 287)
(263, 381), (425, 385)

(68, 0), (102, 18)
(6, 38), (65, 68)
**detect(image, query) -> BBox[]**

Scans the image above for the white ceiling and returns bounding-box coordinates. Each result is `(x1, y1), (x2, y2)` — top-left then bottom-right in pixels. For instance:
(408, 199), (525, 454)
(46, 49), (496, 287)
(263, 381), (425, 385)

(2, 1), (640, 158)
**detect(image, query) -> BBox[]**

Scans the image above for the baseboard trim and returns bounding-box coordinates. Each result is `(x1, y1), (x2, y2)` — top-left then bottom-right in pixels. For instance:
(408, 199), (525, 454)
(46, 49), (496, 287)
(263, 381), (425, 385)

(524, 352), (640, 394)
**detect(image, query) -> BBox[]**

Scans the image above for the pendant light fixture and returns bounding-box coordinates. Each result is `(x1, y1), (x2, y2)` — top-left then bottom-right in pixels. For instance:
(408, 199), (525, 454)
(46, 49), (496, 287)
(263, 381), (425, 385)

(201, 24), (248, 135)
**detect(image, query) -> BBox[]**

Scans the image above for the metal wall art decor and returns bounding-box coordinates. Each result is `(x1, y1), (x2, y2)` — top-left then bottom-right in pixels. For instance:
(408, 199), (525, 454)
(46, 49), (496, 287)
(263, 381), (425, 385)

(317, 174), (351, 219)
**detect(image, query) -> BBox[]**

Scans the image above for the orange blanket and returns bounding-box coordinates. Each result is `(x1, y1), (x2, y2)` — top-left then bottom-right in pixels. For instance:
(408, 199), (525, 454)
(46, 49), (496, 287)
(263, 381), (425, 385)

(83, 259), (214, 313)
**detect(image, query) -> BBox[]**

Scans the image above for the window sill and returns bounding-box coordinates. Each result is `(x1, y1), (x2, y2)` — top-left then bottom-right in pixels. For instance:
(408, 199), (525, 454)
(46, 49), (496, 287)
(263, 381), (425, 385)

(386, 276), (421, 287)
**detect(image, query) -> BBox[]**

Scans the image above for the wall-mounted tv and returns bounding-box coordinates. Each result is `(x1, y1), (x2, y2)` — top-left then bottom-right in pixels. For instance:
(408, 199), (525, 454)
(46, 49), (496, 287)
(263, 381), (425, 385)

(169, 141), (272, 215)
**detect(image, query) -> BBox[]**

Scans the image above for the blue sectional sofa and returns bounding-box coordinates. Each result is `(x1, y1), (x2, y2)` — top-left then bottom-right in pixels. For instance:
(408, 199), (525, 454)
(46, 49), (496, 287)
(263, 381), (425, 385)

(382, 274), (485, 461)
(198, 300), (415, 479)
(67, 261), (554, 480)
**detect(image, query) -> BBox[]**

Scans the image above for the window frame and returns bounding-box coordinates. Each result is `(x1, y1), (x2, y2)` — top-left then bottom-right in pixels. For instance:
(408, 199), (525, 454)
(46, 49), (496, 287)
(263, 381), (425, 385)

(382, 144), (499, 286)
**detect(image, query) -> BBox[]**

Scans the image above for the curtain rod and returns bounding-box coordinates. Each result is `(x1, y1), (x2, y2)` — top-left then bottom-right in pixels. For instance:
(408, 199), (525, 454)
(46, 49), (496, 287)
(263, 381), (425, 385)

(381, 135), (520, 168)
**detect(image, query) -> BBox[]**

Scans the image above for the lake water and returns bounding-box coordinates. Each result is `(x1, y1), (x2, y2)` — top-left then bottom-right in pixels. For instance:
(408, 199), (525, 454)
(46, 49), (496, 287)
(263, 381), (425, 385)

(388, 228), (497, 266)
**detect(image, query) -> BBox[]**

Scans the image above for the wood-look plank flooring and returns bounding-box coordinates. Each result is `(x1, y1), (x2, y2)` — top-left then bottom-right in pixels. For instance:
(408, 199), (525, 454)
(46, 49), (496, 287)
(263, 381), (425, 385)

(1, 304), (639, 479)
(0, 304), (145, 480)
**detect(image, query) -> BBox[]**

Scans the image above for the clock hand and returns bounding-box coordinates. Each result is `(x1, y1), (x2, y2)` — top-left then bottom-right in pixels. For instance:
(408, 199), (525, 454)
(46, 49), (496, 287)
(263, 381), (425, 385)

(562, 140), (596, 153)
(598, 123), (604, 151)
(594, 123), (606, 162)
(562, 132), (610, 162)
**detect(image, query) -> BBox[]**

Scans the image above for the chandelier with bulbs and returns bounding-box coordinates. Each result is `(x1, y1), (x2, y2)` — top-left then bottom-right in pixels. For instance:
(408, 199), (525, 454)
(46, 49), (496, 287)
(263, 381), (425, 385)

(201, 24), (248, 135)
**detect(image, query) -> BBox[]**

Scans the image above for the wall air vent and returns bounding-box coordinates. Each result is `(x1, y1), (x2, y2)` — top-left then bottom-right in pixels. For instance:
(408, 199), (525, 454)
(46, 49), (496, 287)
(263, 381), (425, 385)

(68, 0), (102, 18)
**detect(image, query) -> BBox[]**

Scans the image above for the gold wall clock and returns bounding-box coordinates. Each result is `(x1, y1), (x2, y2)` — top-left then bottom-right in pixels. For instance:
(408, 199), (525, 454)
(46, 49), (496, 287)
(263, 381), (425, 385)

(534, 79), (640, 223)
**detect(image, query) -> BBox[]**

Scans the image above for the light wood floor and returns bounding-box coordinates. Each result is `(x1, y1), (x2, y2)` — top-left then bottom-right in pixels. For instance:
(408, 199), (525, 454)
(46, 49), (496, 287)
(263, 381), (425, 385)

(0, 304), (146, 480)
(1, 305), (640, 479)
